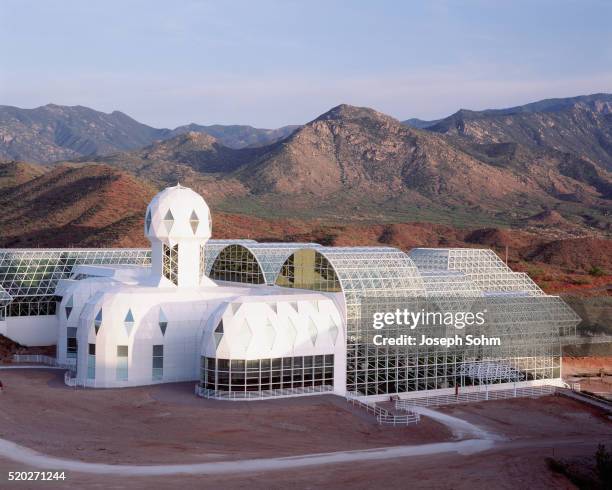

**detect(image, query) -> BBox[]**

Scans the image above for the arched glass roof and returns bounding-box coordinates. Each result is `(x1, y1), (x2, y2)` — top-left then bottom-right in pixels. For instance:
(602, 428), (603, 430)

(202, 239), (258, 277)
(207, 242), (322, 285)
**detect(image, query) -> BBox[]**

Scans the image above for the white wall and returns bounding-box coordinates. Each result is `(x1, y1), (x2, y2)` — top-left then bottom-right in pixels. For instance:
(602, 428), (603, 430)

(3, 315), (59, 346)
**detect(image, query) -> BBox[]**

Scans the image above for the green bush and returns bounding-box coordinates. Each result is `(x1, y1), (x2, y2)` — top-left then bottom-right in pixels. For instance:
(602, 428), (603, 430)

(589, 266), (606, 277)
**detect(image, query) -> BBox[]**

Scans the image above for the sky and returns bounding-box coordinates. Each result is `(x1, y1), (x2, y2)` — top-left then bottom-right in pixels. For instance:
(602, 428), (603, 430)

(1, 0), (611, 128)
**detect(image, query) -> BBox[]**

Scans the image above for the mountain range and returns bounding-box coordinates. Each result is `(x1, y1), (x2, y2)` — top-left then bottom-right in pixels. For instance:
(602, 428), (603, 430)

(0, 93), (611, 287)
(0, 103), (299, 163)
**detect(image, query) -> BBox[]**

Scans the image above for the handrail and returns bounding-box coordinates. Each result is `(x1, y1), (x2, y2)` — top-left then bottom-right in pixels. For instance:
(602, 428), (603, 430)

(346, 391), (420, 426)
(195, 384), (333, 400)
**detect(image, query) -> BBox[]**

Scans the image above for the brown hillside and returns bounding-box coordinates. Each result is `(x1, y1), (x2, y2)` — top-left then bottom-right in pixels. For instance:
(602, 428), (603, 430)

(526, 237), (612, 271)
(0, 163), (157, 247)
(75, 103), (612, 231)
(0, 161), (47, 190)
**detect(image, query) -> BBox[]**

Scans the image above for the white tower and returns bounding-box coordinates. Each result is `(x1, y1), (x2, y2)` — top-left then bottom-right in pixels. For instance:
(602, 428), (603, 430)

(145, 184), (215, 288)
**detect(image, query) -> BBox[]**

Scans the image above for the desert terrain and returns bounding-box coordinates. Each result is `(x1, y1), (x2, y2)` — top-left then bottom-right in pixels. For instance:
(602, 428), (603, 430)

(0, 368), (609, 488)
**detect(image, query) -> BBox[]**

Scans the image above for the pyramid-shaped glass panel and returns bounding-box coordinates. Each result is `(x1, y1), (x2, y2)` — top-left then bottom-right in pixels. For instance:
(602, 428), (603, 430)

(159, 308), (168, 336)
(163, 209), (174, 234)
(65, 295), (73, 319)
(124, 309), (135, 336)
(145, 209), (152, 233)
(94, 309), (102, 335)
(308, 318), (318, 346)
(189, 210), (199, 234)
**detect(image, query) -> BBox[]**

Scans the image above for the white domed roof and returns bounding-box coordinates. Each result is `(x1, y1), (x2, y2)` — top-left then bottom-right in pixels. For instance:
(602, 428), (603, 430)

(145, 184), (212, 242)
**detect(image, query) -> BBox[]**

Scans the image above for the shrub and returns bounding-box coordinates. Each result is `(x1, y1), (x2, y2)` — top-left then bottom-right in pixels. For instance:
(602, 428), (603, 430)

(589, 266), (606, 277)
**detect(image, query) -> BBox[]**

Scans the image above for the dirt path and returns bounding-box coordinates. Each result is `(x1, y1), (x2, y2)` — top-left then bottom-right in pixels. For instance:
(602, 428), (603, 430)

(0, 437), (495, 476)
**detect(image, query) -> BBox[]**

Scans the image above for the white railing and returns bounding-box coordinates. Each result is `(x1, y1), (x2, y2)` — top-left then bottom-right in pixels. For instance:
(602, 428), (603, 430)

(195, 384), (333, 400)
(395, 384), (557, 409)
(12, 354), (73, 370)
(346, 392), (420, 426)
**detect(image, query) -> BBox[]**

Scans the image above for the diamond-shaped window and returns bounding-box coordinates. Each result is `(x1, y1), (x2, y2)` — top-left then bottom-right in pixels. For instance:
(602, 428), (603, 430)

(190, 210), (199, 234)
(145, 209), (152, 233)
(124, 309), (135, 336)
(159, 308), (168, 336)
(214, 319), (224, 348)
(65, 295), (73, 319)
(163, 209), (174, 234)
(94, 309), (102, 335)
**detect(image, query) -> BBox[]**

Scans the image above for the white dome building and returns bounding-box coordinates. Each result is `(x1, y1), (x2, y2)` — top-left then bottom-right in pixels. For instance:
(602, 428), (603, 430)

(54, 184), (347, 394)
(21, 182), (576, 401)
(145, 184), (214, 288)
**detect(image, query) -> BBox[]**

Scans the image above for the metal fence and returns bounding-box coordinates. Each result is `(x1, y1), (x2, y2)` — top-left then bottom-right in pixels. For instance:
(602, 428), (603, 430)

(346, 392), (420, 426)
(195, 384), (334, 400)
(12, 354), (74, 370)
(395, 384), (558, 409)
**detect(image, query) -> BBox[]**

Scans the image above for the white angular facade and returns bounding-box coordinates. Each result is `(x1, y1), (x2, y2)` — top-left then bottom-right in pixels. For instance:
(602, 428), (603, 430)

(0, 184), (580, 400)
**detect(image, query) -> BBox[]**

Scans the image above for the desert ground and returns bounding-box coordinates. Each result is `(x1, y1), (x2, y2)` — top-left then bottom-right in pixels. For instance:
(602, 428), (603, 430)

(0, 368), (610, 489)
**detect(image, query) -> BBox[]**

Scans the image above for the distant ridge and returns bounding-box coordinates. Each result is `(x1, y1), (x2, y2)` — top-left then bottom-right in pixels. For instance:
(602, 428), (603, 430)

(0, 104), (299, 163)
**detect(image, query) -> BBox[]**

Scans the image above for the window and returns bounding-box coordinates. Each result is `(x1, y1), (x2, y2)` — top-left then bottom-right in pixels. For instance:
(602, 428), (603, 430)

(116, 345), (128, 381)
(152, 345), (163, 381)
(6, 296), (60, 317)
(276, 250), (341, 292)
(163, 209), (174, 233)
(158, 308), (168, 336)
(162, 244), (179, 285)
(145, 209), (152, 233)
(65, 295), (73, 319)
(210, 245), (265, 284)
(87, 343), (96, 379)
(189, 210), (199, 234)
(200, 355), (334, 393)
(124, 309), (135, 336)
(67, 327), (77, 359)
(214, 319), (224, 347)
(94, 309), (102, 335)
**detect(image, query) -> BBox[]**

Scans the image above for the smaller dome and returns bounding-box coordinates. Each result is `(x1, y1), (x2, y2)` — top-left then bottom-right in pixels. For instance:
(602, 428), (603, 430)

(145, 184), (212, 242)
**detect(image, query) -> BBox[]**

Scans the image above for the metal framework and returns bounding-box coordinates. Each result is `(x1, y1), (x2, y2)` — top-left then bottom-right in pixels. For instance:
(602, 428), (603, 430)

(0, 249), (150, 316)
(162, 244), (179, 285)
(209, 242), (321, 285)
(275, 246), (427, 395)
(201, 239), (258, 279)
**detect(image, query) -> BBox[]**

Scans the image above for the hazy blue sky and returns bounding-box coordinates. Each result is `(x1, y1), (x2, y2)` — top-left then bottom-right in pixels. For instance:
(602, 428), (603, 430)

(2, 0), (611, 128)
